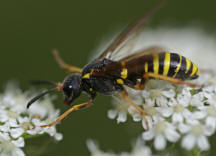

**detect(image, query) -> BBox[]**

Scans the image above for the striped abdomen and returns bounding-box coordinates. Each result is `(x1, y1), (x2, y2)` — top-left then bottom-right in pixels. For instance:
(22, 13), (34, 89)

(124, 52), (200, 80)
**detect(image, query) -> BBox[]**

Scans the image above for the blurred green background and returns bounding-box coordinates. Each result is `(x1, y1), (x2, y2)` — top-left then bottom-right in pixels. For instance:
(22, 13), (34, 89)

(0, 0), (216, 155)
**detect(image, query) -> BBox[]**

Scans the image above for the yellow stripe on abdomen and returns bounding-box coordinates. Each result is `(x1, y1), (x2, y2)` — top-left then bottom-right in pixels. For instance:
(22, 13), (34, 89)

(190, 63), (198, 76)
(144, 62), (148, 73)
(153, 53), (159, 74)
(163, 52), (170, 76)
(173, 54), (182, 77)
(185, 58), (191, 74)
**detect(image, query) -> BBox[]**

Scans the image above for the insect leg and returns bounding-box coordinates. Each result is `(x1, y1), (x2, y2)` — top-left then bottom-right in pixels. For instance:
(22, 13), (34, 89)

(134, 79), (148, 90)
(143, 72), (203, 88)
(40, 100), (93, 127)
(121, 91), (149, 130)
(52, 49), (82, 73)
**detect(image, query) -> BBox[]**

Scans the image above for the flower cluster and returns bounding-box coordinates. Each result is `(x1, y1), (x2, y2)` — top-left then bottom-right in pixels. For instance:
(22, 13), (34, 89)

(87, 139), (152, 156)
(0, 83), (63, 156)
(108, 71), (216, 151)
(86, 27), (216, 155)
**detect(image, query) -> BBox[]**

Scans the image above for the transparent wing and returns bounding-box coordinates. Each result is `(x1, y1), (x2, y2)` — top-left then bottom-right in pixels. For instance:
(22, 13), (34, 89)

(95, 0), (164, 61)
(92, 46), (165, 77)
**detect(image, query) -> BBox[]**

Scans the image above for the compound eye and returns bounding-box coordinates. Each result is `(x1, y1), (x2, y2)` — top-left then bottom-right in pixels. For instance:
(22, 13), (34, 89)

(63, 84), (73, 97)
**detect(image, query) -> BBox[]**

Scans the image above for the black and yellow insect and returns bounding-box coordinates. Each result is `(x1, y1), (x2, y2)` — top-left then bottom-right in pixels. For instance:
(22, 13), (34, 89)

(27, 2), (200, 129)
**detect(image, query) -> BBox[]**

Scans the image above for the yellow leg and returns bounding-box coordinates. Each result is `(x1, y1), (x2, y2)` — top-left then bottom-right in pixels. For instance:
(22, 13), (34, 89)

(52, 49), (82, 73)
(40, 100), (92, 127)
(122, 91), (149, 130)
(143, 72), (203, 88)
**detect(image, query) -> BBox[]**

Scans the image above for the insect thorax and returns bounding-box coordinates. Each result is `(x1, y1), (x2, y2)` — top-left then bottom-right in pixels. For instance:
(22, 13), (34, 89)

(81, 59), (123, 95)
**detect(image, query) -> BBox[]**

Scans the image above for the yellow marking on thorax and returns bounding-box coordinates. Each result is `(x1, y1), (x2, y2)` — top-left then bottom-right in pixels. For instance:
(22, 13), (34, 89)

(121, 61), (126, 67)
(153, 53), (159, 74)
(116, 79), (124, 85)
(185, 58), (191, 74)
(82, 73), (90, 79)
(190, 63), (198, 76)
(144, 62), (148, 73)
(82, 69), (94, 79)
(121, 68), (128, 79)
(163, 52), (170, 76)
(173, 54), (182, 77)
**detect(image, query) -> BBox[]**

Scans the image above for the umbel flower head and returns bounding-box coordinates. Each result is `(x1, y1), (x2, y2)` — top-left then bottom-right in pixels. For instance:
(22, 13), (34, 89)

(106, 27), (216, 152)
(87, 139), (152, 156)
(0, 83), (63, 156)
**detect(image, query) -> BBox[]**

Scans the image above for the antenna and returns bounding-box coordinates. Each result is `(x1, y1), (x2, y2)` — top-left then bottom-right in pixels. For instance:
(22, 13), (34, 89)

(27, 88), (58, 109)
(27, 82), (62, 109)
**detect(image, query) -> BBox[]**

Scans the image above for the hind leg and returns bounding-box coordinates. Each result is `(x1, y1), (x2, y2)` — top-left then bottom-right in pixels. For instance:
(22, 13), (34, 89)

(143, 72), (203, 88)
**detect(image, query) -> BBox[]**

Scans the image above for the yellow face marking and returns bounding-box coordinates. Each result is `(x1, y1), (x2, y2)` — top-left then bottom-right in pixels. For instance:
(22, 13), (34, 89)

(173, 54), (182, 77)
(144, 62), (148, 73)
(82, 73), (90, 79)
(185, 58), (191, 74)
(121, 68), (128, 79)
(163, 52), (170, 76)
(190, 63), (198, 76)
(116, 79), (124, 85)
(89, 88), (93, 92)
(153, 53), (159, 74)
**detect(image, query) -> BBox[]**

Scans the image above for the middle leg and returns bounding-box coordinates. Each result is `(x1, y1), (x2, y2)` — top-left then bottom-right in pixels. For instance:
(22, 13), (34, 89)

(121, 90), (149, 130)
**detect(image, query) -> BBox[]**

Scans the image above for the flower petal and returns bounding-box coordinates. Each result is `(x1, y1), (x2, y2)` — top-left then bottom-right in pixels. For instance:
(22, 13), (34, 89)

(172, 113), (183, 123)
(10, 128), (24, 139)
(54, 133), (63, 141)
(12, 137), (25, 148)
(12, 147), (25, 156)
(107, 109), (118, 119)
(117, 111), (127, 123)
(154, 134), (166, 150)
(165, 128), (180, 142)
(197, 136), (210, 151)
(142, 130), (154, 141)
(181, 134), (196, 150)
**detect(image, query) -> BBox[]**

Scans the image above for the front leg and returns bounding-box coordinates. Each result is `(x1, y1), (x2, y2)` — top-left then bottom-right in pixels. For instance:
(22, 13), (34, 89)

(52, 49), (82, 73)
(40, 100), (93, 127)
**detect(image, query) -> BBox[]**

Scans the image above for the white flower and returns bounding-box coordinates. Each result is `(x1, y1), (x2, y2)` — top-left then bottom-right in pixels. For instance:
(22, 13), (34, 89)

(87, 140), (116, 156)
(87, 139), (152, 156)
(110, 71), (216, 151)
(130, 140), (152, 156)
(0, 132), (25, 156)
(181, 123), (212, 151)
(128, 103), (161, 130)
(198, 105), (216, 130)
(142, 119), (180, 150)
(10, 128), (24, 139)
(0, 83), (63, 156)
(102, 27), (216, 153)
(107, 95), (130, 123)
(168, 99), (192, 124)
